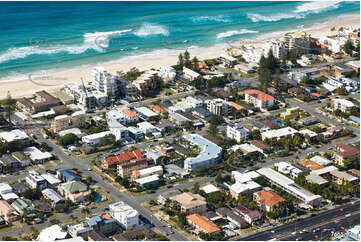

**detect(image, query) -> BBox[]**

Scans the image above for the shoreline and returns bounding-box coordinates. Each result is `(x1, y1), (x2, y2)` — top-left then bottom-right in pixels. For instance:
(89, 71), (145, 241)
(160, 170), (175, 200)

(0, 14), (359, 99)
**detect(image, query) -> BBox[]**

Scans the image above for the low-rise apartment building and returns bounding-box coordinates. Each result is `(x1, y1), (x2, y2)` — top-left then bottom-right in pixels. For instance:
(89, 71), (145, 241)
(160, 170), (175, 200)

(170, 192), (207, 215)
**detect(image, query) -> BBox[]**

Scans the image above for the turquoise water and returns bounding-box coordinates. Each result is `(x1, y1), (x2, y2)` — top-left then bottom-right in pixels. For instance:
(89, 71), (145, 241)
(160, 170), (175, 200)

(0, 1), (359, 80)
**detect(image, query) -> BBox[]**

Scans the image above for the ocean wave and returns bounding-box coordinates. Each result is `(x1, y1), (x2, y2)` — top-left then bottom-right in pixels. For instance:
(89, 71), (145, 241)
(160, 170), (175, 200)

(295, 1), (341, 14)
(0, 29), (132, 64)
(248, 1), (342, 23)
(84, 29), (132, 49)
(247, 13), (303, 22)
(217, 29), (258, 39)
(191, 15), (230, 23)
(134, 23), (169, 37)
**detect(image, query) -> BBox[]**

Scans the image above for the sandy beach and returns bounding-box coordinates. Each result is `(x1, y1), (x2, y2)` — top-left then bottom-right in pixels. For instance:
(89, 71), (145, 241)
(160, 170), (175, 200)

(0, 15), (359, 99)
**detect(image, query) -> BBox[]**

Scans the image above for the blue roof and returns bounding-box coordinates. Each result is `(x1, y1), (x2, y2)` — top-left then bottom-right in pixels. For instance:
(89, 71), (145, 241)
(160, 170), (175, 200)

(349, 115), (360, 124)
(58, 168), (80, 181)
(184, 134), (222, 166)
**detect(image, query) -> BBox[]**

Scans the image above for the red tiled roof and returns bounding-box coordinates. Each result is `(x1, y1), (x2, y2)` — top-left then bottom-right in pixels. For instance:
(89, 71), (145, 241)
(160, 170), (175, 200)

(101, 149), (144, 169)
(244, 89), (275, 101)
(186, 214), (221, 234)
(254, 190), (285, 207)
(148, 104), (168, 114)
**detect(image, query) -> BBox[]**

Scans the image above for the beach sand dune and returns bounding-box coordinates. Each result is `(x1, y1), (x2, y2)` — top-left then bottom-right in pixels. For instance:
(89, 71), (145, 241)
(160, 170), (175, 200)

(0, 16), (359, 99)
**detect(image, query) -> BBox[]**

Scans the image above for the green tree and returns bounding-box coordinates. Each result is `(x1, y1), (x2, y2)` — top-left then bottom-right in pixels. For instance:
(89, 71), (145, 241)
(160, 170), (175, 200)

(177, 53), (184, 68)
(99, 134), (116, 147)
(2, 91), (16, 125)
(184, 50), (191, 68)
(22, 189), (42, 200)
(343, 39), (354, 56)
(58, 133), (78, 147)
(289, 49), (298, 65)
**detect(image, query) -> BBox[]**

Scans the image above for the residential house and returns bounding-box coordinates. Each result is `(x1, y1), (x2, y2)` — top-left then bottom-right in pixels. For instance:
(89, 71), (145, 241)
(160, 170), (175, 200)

(117, 158), (154, 178)
(244, 89), (275, 109)
(51, 111), (87, 133)
(11, 198), (33, 215)
(11, 152), (31, 167)
(25, 170), (48, 190)
(0, 183), (18, 201)
(17, 90), (62, 114)
(101, 149), (143, 170)
(183, 67), (201, 81)
(169, 192), (207, 215)
(0, 200), (18, 222)
(226, 124), (249, 143)
(205, 98), (232, 116)
(42, 188), (65, 207)
(58, 181), (90, 203)
(0, 154), (22, 174)
(332, 98), (355, 112)
(253, 190), (285, 213)
(233, 205), (262, 225)
(330, 170), (359, 185)
(186, 214), (221, 235)
(333, 144), (360, 166)
(57, 168), (81, 182)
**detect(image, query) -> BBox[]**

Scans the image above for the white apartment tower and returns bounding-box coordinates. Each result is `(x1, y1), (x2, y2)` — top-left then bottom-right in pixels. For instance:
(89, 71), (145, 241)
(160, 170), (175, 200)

(108, 201), (139, 229)
(92, 66), (118, 96)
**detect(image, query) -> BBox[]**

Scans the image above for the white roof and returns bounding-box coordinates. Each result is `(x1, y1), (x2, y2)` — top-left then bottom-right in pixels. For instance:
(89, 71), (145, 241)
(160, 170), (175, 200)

(346, 60), (360, 68)
(332, 98), (355, 107)
(37, 225), (67, 241)
(23, 146), (52, 161)
(310, 165), (338, 176)
(201, 184), (220, 194)
(134, 107), (158, 118)
(15, 112), (28, 121)
(183, 67), (200, 78)
(59, 128), (82, 137)
(82, 131), (112, 140)
(257, 168), (321, 203)
(56, 237), (85, 242)
(42, 188), (64, 204)
(134, 174), (159, 185)
(41, 173), (61, 185)
(237, 143), (260, 153)
(0, 183), (18, 200)
(1, 192), (18, 201)
(31, 110), (55, 119)
(138, 165), (163, 177)
(331, 170), (358, 182)
(183, 134), (223, 168)
(299, 129), (317, 137)
(0, 183), (13, 193)
(54, 114), (68, 121)
(306, 174), (328, 185)
(232, 171), (260, 183)
(261, 127), (298, 139)
(310, 156), (333, 166)
(220, 54), (237, 62)
(0, 129), (29, 142)
(229, 181), (261, 194)
(109, 201), (139, 217)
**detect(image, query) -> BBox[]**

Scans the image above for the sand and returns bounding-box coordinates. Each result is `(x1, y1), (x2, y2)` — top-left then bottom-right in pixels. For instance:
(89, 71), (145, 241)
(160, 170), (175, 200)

(0, 15), (359, 99)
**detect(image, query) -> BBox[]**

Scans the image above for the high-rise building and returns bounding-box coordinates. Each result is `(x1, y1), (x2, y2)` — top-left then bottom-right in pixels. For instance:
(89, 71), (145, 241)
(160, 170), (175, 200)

(92, 67), (118, 96)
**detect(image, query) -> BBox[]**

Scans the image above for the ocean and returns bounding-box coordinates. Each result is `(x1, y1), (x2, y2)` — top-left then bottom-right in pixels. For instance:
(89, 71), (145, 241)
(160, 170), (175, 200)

(0, 1), (359, 81)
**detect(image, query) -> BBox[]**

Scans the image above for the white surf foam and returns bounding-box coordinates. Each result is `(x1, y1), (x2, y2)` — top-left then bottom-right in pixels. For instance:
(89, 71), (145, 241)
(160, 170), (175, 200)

(248, 1), (342, 23)
(295, 1), (341, 14)
(0, 29), (132, 64)
(134, 23), (169, 37)
(217, 29), (258, 39)
(191, 15), (230, 23)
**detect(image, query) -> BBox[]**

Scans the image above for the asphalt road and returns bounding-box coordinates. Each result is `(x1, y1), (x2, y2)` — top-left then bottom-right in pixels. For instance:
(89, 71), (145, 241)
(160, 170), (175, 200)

(241, 201), (360, 241)
(28, 129), (188, 241)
